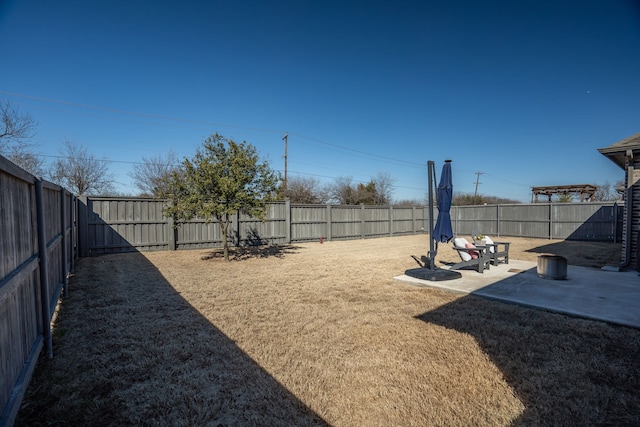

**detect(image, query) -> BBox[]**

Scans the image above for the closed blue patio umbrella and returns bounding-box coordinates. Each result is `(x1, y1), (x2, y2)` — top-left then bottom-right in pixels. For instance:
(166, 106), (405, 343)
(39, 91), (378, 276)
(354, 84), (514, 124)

(433, 160), (454, 243)
(404, 160), (461, 281)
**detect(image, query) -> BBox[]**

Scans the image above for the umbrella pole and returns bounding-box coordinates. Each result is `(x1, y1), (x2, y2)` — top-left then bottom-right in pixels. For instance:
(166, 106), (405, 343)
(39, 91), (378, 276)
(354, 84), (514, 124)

(427, 160), (436, 270)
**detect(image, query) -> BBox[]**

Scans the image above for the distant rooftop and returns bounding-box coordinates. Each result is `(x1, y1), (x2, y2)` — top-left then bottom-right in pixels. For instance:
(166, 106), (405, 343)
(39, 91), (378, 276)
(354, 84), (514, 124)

(598, 132), (640, 169)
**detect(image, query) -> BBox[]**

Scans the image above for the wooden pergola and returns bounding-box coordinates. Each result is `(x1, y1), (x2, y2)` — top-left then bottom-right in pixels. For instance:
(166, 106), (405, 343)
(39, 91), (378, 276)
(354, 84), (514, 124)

(531, 184), (597, 203)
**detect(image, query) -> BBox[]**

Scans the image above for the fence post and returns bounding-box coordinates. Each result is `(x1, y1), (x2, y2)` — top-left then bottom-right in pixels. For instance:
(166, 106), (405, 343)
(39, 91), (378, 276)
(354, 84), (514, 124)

(496, 204), (500, 238)
(72, 196), (78, 265)
(548, 203), (553, 239)
(389, 205), (393, 236)
(60, 188), (69, 297)
(167, 216), (177, 251)
(35, 179), (53, 359)
(77, 196), (89, 257)
(613, 203), (618, 243)
(70, 196), (76, 269)
(412, 206), (416, 234)
(285, 199), (291, 244)
(361, 204), (366, 239)
(326, 204), (332, 241)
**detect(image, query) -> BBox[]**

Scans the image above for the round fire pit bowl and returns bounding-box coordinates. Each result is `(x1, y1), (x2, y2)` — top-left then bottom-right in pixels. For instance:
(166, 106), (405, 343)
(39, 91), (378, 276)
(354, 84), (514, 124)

(537, 255), (568, 280)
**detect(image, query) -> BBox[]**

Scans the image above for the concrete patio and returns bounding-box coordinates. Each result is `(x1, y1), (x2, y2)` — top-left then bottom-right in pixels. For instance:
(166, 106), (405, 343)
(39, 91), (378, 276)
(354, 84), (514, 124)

(395, 260), (640, 329)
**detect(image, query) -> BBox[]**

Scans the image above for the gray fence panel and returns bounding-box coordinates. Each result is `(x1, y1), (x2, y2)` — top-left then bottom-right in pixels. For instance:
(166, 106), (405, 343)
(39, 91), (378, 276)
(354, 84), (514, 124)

(451, 202), (622, 241)
(390, 206), (416, 235)
(452, 205), (498, 236)
(291, 205), (328, 242)
(84, 198), (169, 254)
(238, 202), (288, 245)
(330, 206), (363, 240)
(364, 206), (390, 238)
(175, 219), (221, 250)
(1, 156), (76, 427)
(551, 203), (620, 241)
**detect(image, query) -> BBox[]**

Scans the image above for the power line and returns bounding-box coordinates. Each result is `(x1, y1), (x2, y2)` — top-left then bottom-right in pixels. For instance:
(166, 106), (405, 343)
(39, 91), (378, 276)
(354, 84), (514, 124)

(482, 172), (532, 188)
(287, 132), (425, 168)
(0, 90), (283, 134)
(3, 90), (534, 192)
(2, 90), (426, 169)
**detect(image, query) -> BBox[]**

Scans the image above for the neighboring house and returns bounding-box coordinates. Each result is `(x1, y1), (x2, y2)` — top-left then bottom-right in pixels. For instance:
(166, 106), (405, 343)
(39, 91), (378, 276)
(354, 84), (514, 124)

(598, 132), (640, 271)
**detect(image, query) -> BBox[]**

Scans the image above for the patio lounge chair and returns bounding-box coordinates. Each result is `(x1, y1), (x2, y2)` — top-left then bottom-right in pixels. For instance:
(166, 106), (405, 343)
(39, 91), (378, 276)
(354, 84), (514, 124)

(450, 237), (491, 273)
(472, 234), (510, 266)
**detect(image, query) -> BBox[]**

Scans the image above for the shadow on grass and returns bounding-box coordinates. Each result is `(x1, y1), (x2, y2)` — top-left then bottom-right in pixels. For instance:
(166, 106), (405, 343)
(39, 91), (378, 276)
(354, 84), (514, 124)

(524, 240), (622, 268)
(200, 244), (303, 261)
(416, 294), (640, 426)
(15, 252), (327, 426)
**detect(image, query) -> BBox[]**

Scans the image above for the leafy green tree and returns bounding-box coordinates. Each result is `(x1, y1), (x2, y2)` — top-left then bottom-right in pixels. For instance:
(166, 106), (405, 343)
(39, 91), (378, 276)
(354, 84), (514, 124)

(165, 134), (280, 261)
(556, 193), (574, 203)
(453, 193), (483, 206)
(328, 173), (394, 205)
(452, 192), (521, 205)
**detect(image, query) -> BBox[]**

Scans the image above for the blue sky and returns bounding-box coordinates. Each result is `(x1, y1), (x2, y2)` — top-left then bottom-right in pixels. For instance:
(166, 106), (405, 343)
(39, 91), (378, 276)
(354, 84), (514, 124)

(1, 0), (639, 202)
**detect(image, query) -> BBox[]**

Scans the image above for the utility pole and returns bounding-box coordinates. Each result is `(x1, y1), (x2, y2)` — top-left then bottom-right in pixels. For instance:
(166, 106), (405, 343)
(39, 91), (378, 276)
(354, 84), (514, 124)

(474, 171), (483, 197)
(282, 132), (288, 194)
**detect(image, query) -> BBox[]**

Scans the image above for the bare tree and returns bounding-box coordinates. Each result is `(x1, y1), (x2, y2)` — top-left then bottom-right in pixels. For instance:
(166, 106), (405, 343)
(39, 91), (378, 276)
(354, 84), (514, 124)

(371, 172), (394, 205)
(592, 181), (623, 202)
(49, 140), (116, 195)
(0, 100), (44, 175)
(129, 150), (179, 197)
(328, 176), (357, 204)
(285, 176), (329, 203)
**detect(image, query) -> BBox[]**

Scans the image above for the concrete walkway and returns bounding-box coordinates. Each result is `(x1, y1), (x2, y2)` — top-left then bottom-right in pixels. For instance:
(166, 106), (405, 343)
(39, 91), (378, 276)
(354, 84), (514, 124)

(395, 260), (640, 329)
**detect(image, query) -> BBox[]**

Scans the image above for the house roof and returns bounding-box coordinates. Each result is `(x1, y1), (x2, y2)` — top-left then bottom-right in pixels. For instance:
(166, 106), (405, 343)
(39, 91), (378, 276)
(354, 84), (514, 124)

(598, 132), (640, 169)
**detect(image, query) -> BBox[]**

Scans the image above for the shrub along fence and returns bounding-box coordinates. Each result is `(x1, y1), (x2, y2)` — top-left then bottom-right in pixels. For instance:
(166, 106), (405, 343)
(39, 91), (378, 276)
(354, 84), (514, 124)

(0, 156), (76, 427)
(77, 197), (623, 256)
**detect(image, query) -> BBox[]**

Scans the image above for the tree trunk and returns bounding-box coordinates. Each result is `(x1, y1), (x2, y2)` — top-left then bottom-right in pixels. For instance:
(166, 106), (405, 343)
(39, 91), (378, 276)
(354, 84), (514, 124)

(221, 216), (230, 261)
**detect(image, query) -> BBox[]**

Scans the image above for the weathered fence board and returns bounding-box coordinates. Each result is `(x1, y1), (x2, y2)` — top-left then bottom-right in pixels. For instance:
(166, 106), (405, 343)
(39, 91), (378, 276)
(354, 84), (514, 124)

(0, 156), (76, 427)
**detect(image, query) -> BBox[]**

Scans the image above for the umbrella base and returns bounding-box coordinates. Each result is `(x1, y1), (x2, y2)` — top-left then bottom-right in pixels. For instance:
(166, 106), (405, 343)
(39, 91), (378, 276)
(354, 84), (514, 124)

(405, 267), (462, 281)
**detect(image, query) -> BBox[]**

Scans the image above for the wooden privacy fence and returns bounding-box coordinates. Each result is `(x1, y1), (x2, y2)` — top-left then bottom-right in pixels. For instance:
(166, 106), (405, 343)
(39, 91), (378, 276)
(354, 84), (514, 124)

(0, 156), (77, 427)
(451, 202), (623, 242)
(77, 197), (623, 256)
(77, 198), (431, 255)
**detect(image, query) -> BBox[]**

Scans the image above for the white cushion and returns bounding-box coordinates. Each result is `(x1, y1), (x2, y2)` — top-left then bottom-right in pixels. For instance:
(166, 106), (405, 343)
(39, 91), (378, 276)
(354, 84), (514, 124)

(484, 235), (495, 253)
(453, 237), (472, 261)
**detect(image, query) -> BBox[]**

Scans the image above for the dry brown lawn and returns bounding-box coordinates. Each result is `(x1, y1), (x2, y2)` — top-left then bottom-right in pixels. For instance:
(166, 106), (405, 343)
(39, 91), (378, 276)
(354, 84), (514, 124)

(16, 235), (640, 426)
